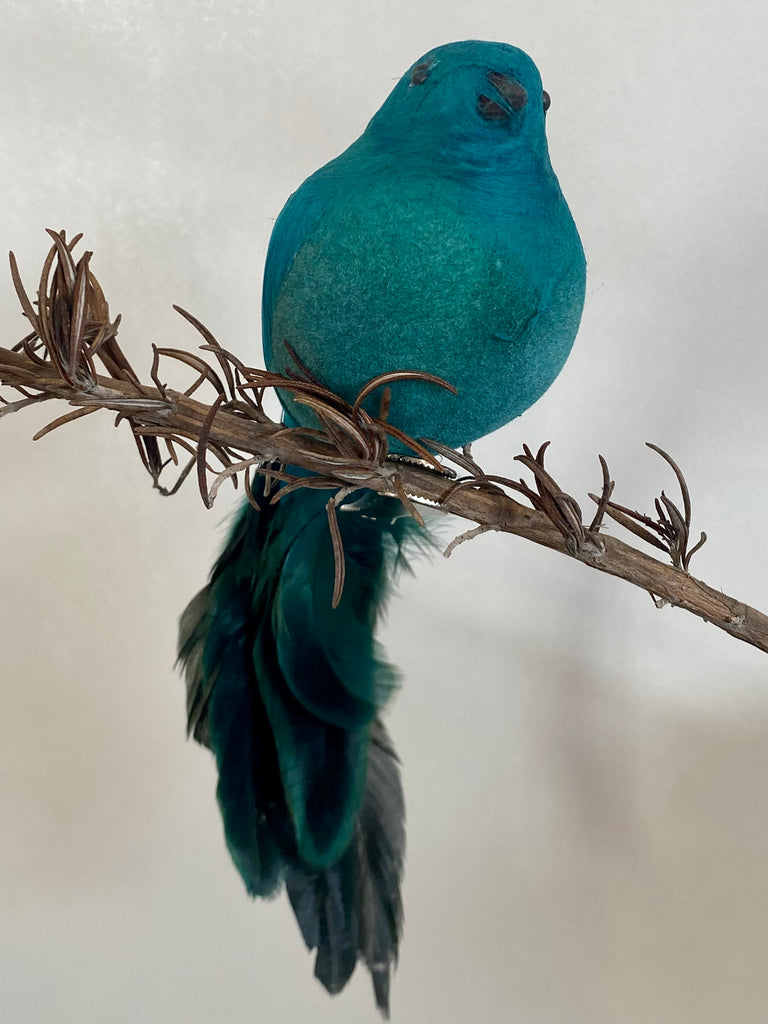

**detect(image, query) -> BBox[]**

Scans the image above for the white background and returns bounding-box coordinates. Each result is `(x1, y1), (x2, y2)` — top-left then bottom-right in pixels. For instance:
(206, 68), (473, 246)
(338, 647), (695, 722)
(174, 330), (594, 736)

(1, 2), (766, 1021)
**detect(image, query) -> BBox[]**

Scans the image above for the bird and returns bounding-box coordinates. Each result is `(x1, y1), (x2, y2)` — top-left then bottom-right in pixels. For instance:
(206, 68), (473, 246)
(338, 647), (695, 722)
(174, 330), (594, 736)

(178, 39), (585, 1017)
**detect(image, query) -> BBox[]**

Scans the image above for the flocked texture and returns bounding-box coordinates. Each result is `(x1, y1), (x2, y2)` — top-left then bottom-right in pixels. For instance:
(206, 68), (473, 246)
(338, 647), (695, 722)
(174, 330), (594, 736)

(183, 39), (585, 1017)
(178, 475), (434, 1014)
(264, 39), (586, 447)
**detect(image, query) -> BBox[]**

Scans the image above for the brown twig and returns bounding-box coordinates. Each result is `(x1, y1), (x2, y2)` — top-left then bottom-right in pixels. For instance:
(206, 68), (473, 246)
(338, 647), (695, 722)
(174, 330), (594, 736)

(2, 231), (766, 654)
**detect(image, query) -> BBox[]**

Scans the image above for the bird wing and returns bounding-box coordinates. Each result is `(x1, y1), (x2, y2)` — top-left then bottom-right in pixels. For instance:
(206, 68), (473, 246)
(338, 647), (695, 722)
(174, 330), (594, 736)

(261, 151), (359, 367)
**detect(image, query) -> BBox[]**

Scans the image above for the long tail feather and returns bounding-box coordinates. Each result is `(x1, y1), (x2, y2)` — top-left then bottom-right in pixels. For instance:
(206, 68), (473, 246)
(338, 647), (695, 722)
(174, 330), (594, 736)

(178, 471), (433, 1015)
(285, 716), (405, 1016)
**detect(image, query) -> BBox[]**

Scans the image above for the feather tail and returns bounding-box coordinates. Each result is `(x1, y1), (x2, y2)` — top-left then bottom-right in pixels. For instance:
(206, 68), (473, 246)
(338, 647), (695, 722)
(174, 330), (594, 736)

(178, 471), (434, 1015)
(285, 716), (405, 1016)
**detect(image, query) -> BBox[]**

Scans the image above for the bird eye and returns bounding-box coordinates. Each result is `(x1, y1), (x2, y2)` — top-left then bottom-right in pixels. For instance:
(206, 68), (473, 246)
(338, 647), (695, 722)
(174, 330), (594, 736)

(477, 94), (510, 122)
(543, 90), (551, 113)
(410, 61), (432, 86)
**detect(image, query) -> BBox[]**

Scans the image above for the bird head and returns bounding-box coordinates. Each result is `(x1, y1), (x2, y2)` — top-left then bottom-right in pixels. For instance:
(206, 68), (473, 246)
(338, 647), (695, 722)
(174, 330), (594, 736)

(365, 40), (552, 169)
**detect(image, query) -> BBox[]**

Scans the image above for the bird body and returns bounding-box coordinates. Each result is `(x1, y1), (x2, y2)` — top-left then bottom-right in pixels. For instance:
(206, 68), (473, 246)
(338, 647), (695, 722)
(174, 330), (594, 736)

(180, 39), (586, 1015)
(265, 39), (585, 445)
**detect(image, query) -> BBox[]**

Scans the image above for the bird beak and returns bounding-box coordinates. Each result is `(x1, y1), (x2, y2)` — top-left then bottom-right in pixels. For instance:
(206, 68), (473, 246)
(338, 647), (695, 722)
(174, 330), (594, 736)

(486, 71), (528, 111)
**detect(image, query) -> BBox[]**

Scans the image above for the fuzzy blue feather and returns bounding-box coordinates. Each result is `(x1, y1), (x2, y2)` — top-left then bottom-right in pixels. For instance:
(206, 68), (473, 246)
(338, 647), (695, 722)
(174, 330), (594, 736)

(264, 39), (585, 447)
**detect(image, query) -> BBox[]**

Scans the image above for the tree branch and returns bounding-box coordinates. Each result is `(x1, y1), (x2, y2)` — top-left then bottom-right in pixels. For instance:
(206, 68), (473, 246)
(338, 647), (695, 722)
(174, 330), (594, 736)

(2, 230), (766, 652)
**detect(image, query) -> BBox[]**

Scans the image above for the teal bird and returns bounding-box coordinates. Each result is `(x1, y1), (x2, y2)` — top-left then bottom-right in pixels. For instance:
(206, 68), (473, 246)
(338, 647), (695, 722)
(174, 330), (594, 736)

(179, 39), (585, 1016)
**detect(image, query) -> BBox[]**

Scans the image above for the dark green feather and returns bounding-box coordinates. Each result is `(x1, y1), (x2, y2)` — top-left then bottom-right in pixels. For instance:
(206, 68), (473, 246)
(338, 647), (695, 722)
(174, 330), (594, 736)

(178, 471), (434, 1013)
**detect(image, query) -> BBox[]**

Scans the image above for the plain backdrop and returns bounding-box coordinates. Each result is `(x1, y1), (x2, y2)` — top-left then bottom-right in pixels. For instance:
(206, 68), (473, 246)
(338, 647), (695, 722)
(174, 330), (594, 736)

(1, 2), (766, 1022)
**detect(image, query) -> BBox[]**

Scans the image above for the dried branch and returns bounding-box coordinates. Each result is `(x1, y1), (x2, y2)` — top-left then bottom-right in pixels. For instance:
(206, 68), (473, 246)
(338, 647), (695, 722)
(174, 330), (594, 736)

(2, 231), (766, 654)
